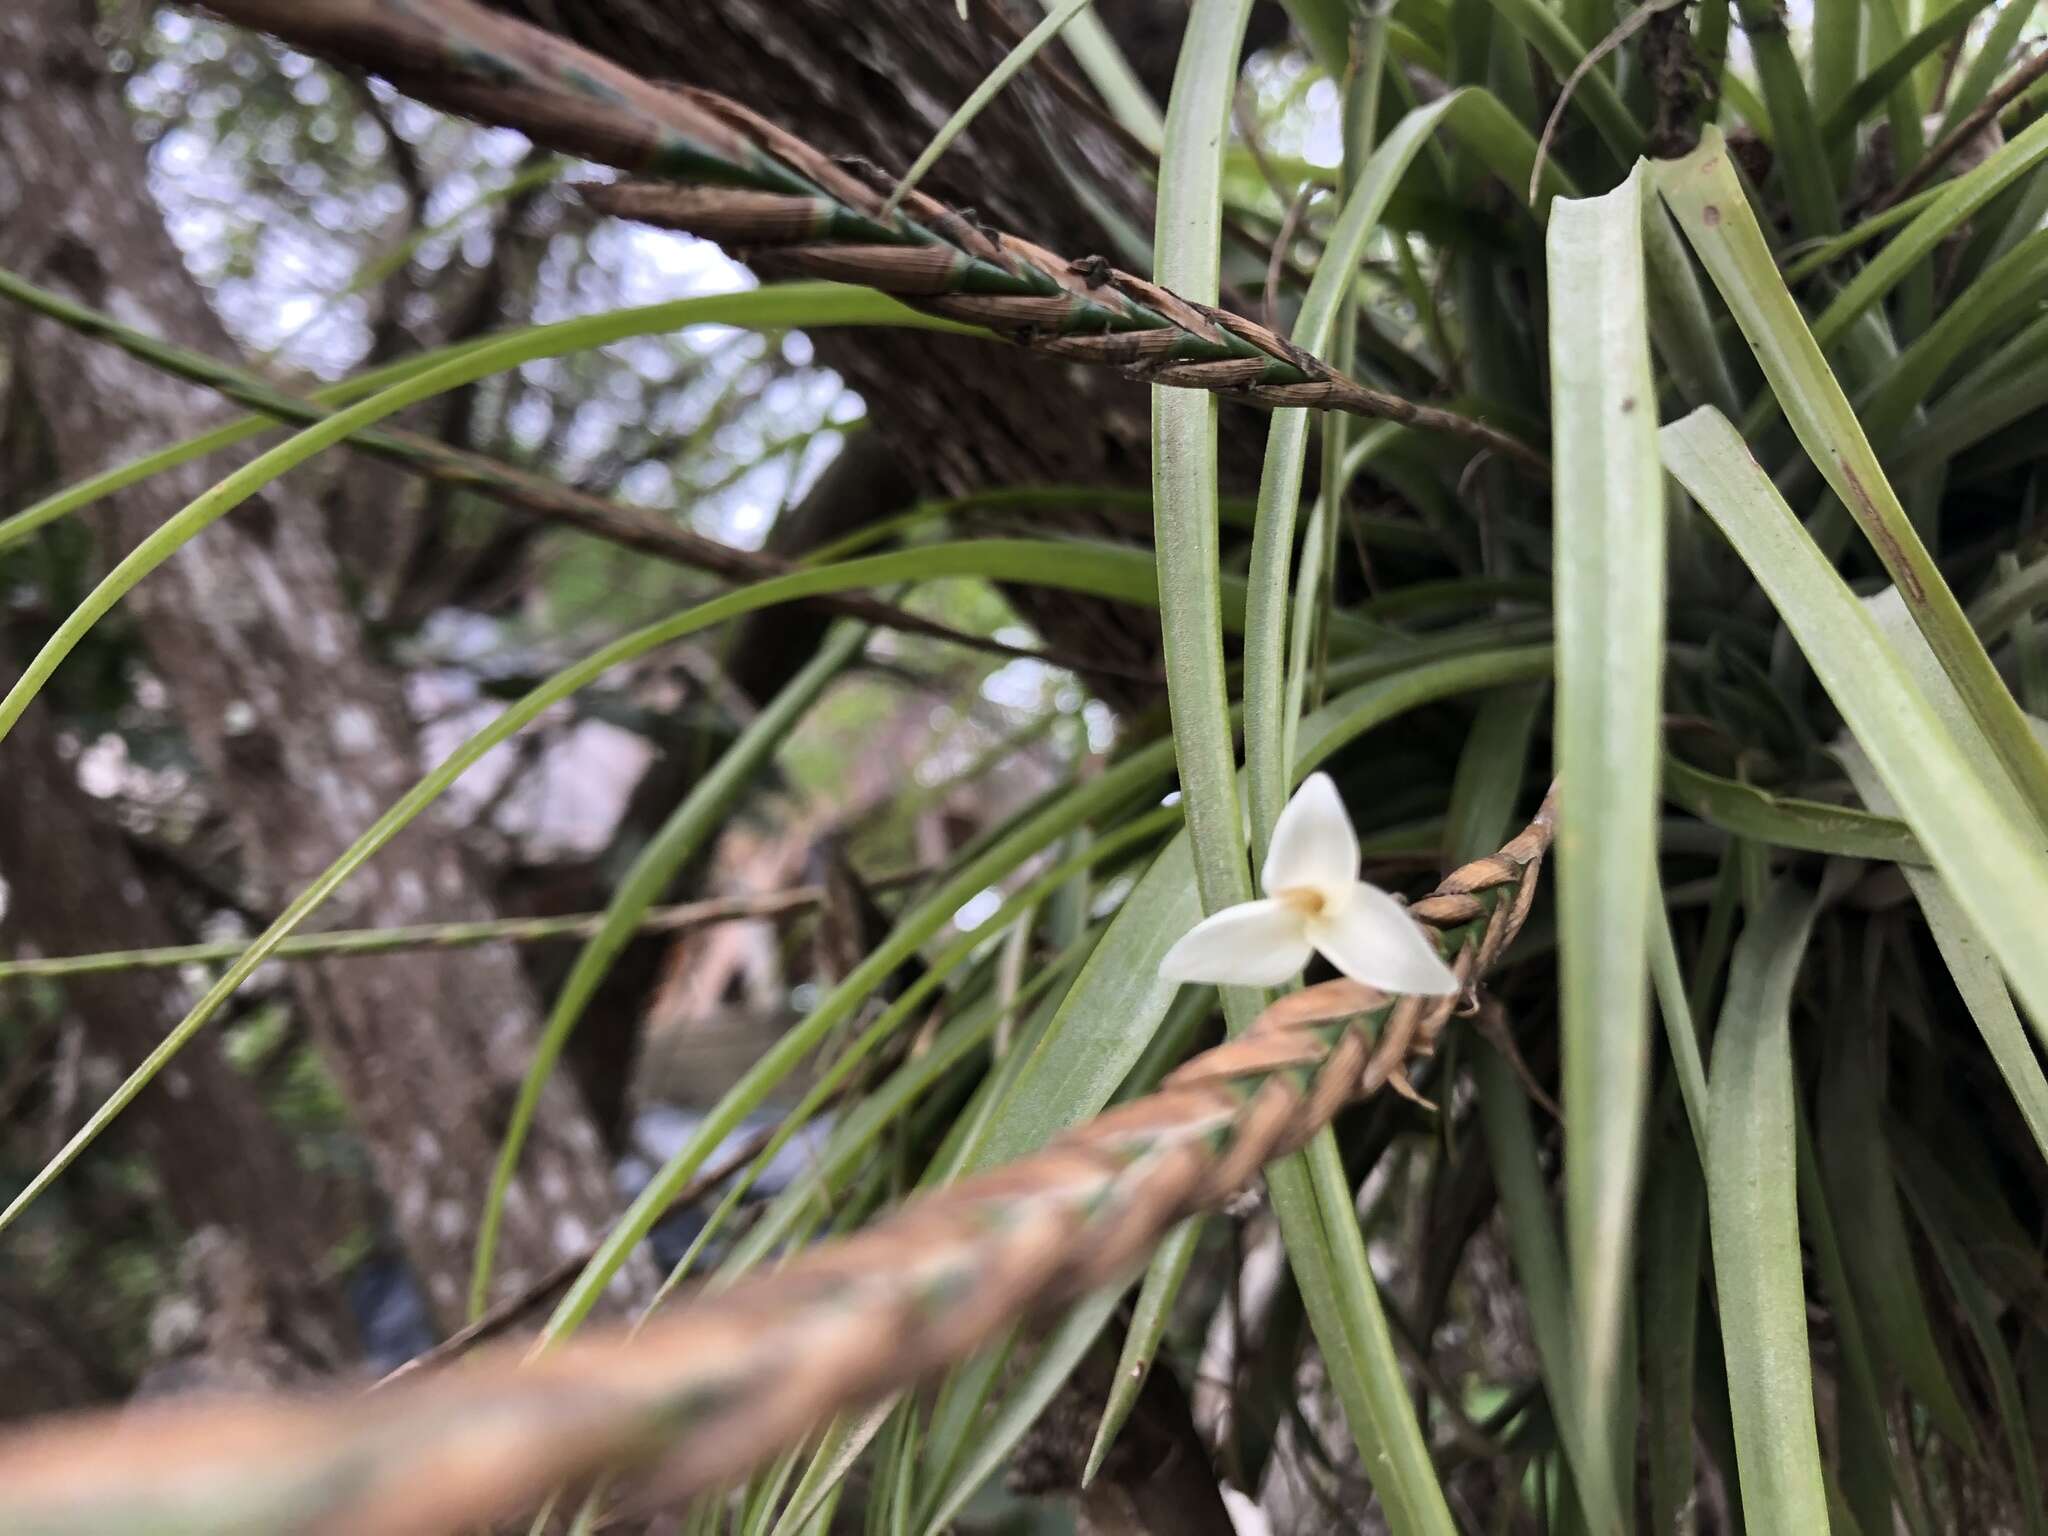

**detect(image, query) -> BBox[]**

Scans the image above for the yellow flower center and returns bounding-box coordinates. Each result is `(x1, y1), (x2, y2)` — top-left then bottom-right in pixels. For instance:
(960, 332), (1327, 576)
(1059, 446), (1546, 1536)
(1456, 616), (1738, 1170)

(1276, 886), (1326, 918)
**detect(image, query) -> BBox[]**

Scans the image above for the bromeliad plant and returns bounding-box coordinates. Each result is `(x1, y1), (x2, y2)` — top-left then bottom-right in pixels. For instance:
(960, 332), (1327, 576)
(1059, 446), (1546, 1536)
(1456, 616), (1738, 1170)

(2, 0), (2048, 1532)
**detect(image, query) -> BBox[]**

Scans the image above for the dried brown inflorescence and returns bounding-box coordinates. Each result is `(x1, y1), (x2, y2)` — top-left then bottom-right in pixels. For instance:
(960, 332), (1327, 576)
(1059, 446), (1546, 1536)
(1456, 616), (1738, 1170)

(196, 0), (1546, 477)
(0, 790), (1554, 1535)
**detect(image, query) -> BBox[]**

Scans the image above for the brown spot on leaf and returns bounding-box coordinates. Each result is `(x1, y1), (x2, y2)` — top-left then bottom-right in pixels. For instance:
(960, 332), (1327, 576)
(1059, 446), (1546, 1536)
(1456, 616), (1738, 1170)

(1701, 204), (1721, 226)
(1621, 396), (1637, 414)
(1840, 461), (1925, 603)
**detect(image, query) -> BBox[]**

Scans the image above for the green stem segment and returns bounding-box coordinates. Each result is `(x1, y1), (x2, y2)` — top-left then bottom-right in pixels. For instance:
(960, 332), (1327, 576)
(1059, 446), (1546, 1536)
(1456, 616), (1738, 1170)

(0, 891), (880, 980)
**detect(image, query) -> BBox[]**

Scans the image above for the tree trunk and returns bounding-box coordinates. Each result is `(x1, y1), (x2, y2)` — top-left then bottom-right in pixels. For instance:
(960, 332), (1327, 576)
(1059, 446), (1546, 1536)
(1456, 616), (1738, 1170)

(0, 653), (360, 1377)
(0, 0), (651, 1330)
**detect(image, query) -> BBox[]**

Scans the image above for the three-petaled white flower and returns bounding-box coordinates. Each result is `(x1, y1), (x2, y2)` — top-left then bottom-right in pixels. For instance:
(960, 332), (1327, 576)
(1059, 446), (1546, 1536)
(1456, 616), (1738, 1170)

(1159, 772), (1459, 994)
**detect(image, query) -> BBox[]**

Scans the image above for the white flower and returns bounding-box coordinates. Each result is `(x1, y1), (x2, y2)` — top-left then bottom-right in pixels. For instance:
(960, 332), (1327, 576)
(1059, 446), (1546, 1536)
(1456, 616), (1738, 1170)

(1159, 772), (1458, 994)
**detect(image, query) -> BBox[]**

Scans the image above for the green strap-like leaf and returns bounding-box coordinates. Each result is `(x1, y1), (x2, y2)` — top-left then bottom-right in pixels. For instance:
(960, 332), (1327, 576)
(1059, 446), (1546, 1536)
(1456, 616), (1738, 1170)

(1732, 0), (1839, 235)
(1818, 0), (1997, 148)
(1814, 1003), (1980, 1454)
(0, 274), (972, 554)
(0, 284), (982, 748)
(1795, 1089), (1910, 1536)
(1814, 111), (2048, 349)
(1643, 1121), (1705, 1536)
(1661, 755), (1923, 864)
(1707, 879), (1831, 1536)
(1661, 406), (2048, 1049)
(1549, 165), (1664, 1536)
(1904, 1168), (2048, 1536)
(1657, 137), (2048, 830)
(1081, 1215), (1203, 1486)
(913, 1287), (1126, 1534)
(1838, 592), (2048, 1160)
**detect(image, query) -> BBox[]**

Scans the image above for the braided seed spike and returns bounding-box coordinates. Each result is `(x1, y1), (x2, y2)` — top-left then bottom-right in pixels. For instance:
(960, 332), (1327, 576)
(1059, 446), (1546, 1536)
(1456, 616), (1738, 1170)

(1197, 1074), (1306, 1198)
(204, 0), (754, 179)
(672, 84), (907, 217)
(1477, 849), (1547, 972)
(0, 804), (1554, 1532)
(660, 85), (1079, 316)
(1227, 975), (1385, 1032)
(582, 179), (1158, 343)
(1360, 991), (1434, 1096)
(1164, 1027), (1333, 1087)
(588, 186), (838, 246)
(1298, 1024), (1376, 1138)
(205, 0), (1551, 472)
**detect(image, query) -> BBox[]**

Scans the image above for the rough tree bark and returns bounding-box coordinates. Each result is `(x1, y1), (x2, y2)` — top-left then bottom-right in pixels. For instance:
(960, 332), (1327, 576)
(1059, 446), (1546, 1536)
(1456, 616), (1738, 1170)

(0, 0), (652, 1330)
(0, 654), (360, 1381)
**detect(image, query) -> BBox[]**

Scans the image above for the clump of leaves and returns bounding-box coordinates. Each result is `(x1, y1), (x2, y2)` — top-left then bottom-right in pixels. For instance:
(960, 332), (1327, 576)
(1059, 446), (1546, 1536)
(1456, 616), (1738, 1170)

(3, 1), (2048, 1533)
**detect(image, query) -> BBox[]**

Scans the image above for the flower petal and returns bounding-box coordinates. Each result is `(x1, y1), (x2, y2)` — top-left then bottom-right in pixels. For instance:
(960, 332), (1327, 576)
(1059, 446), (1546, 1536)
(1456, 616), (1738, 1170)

(1159, 899), (1315, 987)
(1260, 771), (1360, 900)
(1308, 882), (1458, 995)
